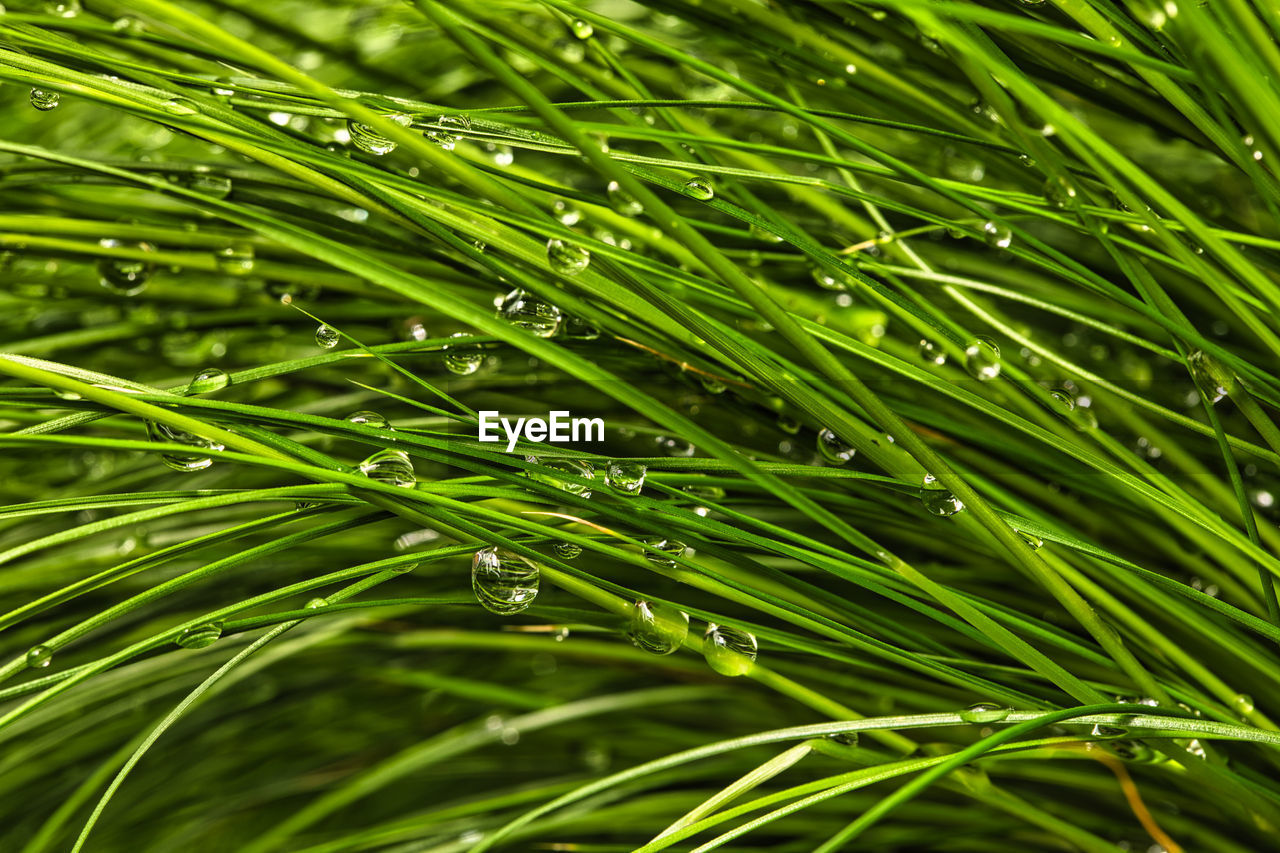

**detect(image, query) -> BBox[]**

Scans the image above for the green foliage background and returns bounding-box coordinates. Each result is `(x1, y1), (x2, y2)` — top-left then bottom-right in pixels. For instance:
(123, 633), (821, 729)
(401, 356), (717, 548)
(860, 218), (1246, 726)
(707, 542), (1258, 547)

(2, 0), (1280, 850)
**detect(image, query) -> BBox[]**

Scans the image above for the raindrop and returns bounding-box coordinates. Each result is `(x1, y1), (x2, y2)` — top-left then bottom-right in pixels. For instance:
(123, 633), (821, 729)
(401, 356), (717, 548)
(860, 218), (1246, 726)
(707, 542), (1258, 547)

(1044, 175), (1078, 209)
(546, 238), (591, 276)
(627, 600), (689, 655)
(981, 221), (1012, 249)
(345, 410), (389, 428)
(606, 180), (644, 216)
(817, 428), (855, 464)
(1090, 724), (1128, 738)
(348, 113), (411, 155)
(176, 622), (223, 649)
(826, 732), (860, 746)
(305, 597), (328, 609)
(160, 97), (200, 116)
(1016, 529), (1044, 550)
(472, 546), (540, 615)
(1233, 693), (1255, 715)
(959, 702), (1011, 723)
(315, 324), (341, 348)
(812, 268), (848, 291)
(97, 238), (156, 296)
(571, 17), (594, 38)
(703, 623), (757, 676)
(553, 541), (582, 560)
(963, 336), (1001, 380)
(605, 460), (646, 495)
(526, 456), (594, 498)
(25, 645), (53, 669)
(443, 332), (483, 375)
(919, 339), (947, 366)
(147, 420), (223, 472)
(656, 435), (696, 457)
(643, 537), (686, 568)
(498, 288), (564, 336)
(683, 178), (714, 201)
(188, 367), (229, 394)
(1187, 349), (1235, 403)
(29, 88), (60, 111)
(358, 449), (416, 487)
(43, 0), (80, 16)
(920, 473), (964, 517)
(562, 315), (601, 340)
(1049, 387), (1075, 411)
(215, 243), (255, 275)
(188, 172), (232, 199)
(425, 114), (471, 150)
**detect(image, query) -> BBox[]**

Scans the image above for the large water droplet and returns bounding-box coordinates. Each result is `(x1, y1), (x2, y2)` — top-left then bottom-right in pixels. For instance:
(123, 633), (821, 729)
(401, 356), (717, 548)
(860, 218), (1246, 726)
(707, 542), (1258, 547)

(176, 622), (223, 649)
(958, 702), (1010, 723)
(703, 623), (757, 676)
(627, 600), (689, 655)
(472, 546), (540, 615)
(546, 238), (591, 276)
(526, 457), (594, 497)
(1187, 349), (1235, 403)
(918, 339), (947, 366)
(963, 336), (1001, 380)
(817, 428), (855, 463)
(683, 178), (714, 201)
(345, 410), (389, 428)
(981, 221), (1012, 249)
(920, 473), (964, 517)
(147, 420), (224, 472)
(25, 645), (53, 669)
(553, 541), (582, 560)
(358, 449), (415, 487)
(315, 324), (340, 348)
(188, 367), (229, 394)
(29, 88), (60, 111)
(215, 242), (255, 275)
(425, 114), (472, 150)
(606, 181), (644, 216)
(605, 460), (645, 496)
(443, 332), (483, 375)
(498, 288), (563, 336)
(348, 113), (411, 155)
(97, 238), (156, 296)
(643, 537), (686, 567)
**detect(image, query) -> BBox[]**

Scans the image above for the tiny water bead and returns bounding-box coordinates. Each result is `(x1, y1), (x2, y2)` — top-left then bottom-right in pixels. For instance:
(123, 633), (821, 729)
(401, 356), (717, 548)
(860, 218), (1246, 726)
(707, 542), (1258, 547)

(347, 113), (411, 155)
(425, 114), (471, 150)
(188, 172), (233, 199)
(499, 288), (563, 337)
(703, 623), (758, 676)
(571, 17), (594, 38)
(1187, 348), (1235, 403)
(315, 324), (341, 349)
(30, 88), (60, 111)
(146, 420), (224, 472)
(963, 336), (1001, 380)
(552, 541), (582, 560)
(160, 97), (200, 116)
(643, 537), (687, 567)
(215, 242), (255, 275)
(188, 367), (230, 394)
(1049, 387), (1075, 411)
(980, 220), (1012, 249)
(345, 410), (389, 428)
(920, 473), (964, 517)
(1090, 724), (1128, 739)
(562, 315), (601, 340)
(817, 428), (855, 464)
(97, 238), (156, 296)
(359, 449), (415, 487)
(472, 546), (540, 615)
(526, 457), (594, 498)
(605, 460), (646, 495)
(918, 339), (947, 366)
(812, 268), (848, 291)
(627, 600), (689, 655)
(655, 435), (696, 457)
(546, 238), (591, 276)
(958, 702), (1011, 724)
(826, 732), (860, 747)
(26, 645), (53, 669)
(1044, 175), (1078, 209)
(1234, 693), (1255, 715)
(44, 0), (82, 16)
(683, 178), (714, 201)
(1016, 529), (1044, 550)
(305, 597), (328, 609)
(606, 180), (644, 216)
(443, 333), (483, 376)
(176, 622), (223, 649)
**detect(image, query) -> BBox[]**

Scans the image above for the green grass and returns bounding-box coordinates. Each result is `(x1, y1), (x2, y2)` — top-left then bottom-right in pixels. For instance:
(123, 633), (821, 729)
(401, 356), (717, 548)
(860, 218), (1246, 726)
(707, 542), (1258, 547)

(2, 0), (1280, 850)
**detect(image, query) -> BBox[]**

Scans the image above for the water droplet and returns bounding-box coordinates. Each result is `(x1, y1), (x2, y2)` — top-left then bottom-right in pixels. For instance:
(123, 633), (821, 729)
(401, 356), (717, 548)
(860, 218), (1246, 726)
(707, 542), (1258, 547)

(553, 541), (582, 559)
(25, 645), (53, 669)
(1016, 529), (1044, 550)
(1049, 387), (1075, 411)
(826, 731), (860, 746)
(916, 338), (946, 366)
(656, 435), (696, 457)
(562, 315), (600, 340)
(703, 623), (757, 676)
(643, 537), (686, 567)
(963, 336), (1001, 380)
(315, 324), (340, 348)
(443, 332), (483, 375)
(605, 460), (646, 495)
(812, 268), (848, 291)
(348, 113), (411, 155)
(1187, 349), (1235, 403)
(147, 420), (223, 472)
(425, 114), (471, 150)
(606, 180), (644, 216)
(160, 97), (199, 116)
(981, 221), (1012, 249)
(1233, 693), (1255, 714)
(572, 17), (593, 38)
(215, 242), (255, 275)
(345, 410), (389, 428)
(546, 238), (591, 276)
(188, 172), (232, 199)
(305, 597), (328, 609)
(97, 238), (156, 296)
(1044, 176), (1077, 209)
(1090, 724), (1128, 738)
(817, 428), (855, 463)
(498, 288), (563, 337)
(43, 0), (81, 16)
(627, 600), (689, 655)
(29, 88), (59, 111)
(920, 473), (964, 517)
(176, 622), (223, 649)
(526, 457), (594, 498)
(958, 702), (1010, 723)
(472, 546), (540, 615)
(188, 367), (229, 394)
(358, 449), (415, 487)
(683, 178), (714, 200)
